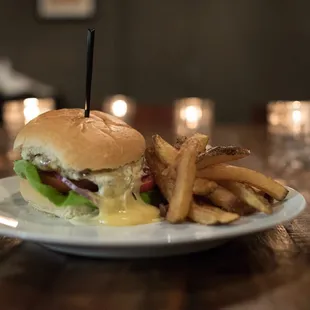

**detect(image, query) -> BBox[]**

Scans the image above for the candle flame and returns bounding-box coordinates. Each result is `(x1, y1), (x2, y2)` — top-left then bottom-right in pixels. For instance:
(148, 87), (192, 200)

(292, 109), (302, 124)
(111, 99), (128, 117)
(23, 98), (40, 124)
(180, 105), (202, 129)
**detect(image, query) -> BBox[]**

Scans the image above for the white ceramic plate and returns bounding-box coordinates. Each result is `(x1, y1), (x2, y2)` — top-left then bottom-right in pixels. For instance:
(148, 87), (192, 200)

(0, 176), (306, 258)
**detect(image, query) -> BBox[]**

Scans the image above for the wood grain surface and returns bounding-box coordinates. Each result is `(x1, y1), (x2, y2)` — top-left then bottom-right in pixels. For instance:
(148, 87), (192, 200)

(0, 112), (309, 310)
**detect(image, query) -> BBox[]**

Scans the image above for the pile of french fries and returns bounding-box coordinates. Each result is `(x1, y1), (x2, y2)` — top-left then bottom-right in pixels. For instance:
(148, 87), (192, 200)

(145, 133), (289, 225)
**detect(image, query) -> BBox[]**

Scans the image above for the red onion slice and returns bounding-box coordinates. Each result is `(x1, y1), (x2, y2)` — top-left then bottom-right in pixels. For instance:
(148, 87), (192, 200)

(54, 174), (100, 206)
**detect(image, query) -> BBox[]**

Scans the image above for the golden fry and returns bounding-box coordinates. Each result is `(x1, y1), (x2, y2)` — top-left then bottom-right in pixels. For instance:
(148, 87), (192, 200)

(252, 188), (275, 204)
(208, 186), (256, 216)
(180, 133), (208, 156)
(168, 133), (209, 177)
(192, 178), (218, 195)
(152, 135), (176, 166)
(147, 132), (286, 225)
(145, 147), (217, 198)
(166, 134), (206, 223)
(167, 140), (198, 223)
(197, 164), (288, 201)
(153, 134), (246, 172)
(220, 181), (272, 214)
(174, 136), (188, 150)
(188, 202), (240, 225)
(145, 147), (174, 200)
(197, 146), (250, 169)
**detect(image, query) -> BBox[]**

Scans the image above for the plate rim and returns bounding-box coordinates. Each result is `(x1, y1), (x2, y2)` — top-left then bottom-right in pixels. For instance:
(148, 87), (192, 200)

(0, 176), (306, 248)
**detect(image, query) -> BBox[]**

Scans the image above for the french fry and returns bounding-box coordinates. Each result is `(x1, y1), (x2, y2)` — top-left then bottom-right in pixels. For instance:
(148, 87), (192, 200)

(192, 178), (217, 195)
(188, 202), (240, 225)
(166, 141), (198, 223)
(219, 181), (272, 214)
(174, 136), (188, 150)
(196, 164), (288, 201)
(152, 133), (208, 167)
(145, 147), (174, 200)
(196, 146), (250, 169)
(152, 135), (176, 166)
(146, 148), (235, 225)
(252, 188), (275, 204)
(179, 133), (209, 157)
(208, 186), (256, 216)
(263, 193), (274, 204)
(145, 147), (216, 197)
(166, 133), (209, 178)
(148, 132), (286, 226)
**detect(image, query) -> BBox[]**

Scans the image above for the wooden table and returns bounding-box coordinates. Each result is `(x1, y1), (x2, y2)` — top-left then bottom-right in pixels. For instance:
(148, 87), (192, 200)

(0, 110), (309, 310)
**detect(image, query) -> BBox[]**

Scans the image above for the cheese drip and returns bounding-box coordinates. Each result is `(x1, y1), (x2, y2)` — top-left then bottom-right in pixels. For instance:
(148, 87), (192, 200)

(95, 190), (160, 226)
(69, 191), (160, 226)
(69, 160), (160, 226)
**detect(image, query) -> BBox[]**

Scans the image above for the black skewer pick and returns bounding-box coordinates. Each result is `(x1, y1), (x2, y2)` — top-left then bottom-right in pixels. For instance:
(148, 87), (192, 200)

(84, 28), (95, 118)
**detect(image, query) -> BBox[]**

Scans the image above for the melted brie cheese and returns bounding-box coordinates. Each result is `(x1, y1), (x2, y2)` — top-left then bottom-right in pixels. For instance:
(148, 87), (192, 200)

(95, 191), (160, 226)
(88, 160), (161, 226)
(69, 192), (160, 226)
(70, 164), (160, 226)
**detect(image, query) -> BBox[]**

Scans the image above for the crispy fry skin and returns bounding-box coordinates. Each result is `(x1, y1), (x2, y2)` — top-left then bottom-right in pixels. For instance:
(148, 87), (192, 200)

(197, 164), (288, 201)
(152, 135), (176, 166)
(219, 181), (272, 214)
(189, 202), (240, 225)
(167, 139), (199, 223)
(208, 186), (256, 216)
(206, 146), (250, 157)
(196, 146), (250, 169)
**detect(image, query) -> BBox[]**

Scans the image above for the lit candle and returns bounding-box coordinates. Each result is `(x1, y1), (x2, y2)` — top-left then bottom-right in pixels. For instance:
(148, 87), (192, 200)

(174, 97), (214, 137)
(3, 97), (55, 138)
(102, 95), (136, 124)
(267, 101), (310, 184)
(23, 98), (40, 124)
(267, 101), (310, 135)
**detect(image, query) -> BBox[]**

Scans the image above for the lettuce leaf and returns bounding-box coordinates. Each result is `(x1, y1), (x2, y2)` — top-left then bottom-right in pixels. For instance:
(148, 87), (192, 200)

(13, 160), (96, 208)
(140, 188), (166, 206)
(140, 192), (152, 204)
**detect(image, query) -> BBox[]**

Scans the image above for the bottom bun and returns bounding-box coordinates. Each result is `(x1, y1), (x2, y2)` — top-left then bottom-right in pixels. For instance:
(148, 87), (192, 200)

(19, 178), (98, 219)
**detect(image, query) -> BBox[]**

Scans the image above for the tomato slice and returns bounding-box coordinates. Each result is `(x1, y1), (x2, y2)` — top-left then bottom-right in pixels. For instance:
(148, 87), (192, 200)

(39, 172), (70, 193)
(140, 175), (155, 193)
(39, 171), (98, 193)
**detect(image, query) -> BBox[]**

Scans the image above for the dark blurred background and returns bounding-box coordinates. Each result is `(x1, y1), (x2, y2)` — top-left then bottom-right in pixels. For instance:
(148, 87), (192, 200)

(1, 1), (310, 123)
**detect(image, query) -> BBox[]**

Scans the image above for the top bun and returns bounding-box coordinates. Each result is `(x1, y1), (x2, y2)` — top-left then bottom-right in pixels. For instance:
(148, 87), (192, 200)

(14, 109), (146, 171)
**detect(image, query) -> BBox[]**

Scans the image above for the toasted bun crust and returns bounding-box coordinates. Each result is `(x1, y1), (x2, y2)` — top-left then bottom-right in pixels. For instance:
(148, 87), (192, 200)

(19, 178), (96, 219)
(14, 109), (146, 171)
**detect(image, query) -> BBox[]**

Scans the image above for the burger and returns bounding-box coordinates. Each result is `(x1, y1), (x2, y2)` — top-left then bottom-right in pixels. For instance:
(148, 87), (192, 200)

(13, 109), (160, 226)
